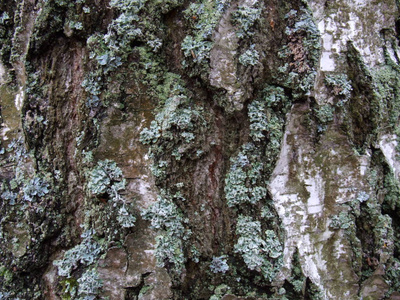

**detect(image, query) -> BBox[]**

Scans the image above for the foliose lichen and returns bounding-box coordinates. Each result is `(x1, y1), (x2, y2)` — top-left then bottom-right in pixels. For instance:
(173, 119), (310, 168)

(22, 176), (50, 202)
(77, 268), (102, 299)
(224, 144), (266, 207)
(139, 79), (208, 181)
(87, 159), (136, 228)
(234, 215), (283, 281)
(182, 0), (232, 74)
(275, 2), (320, 98)
(324, 73), (353, 105)
(238, 44), (259, 67)
(141, 193), (190, 276)
(210, 255), (230, 274)
(53, 229), (102, 278)
(232, 1), (262, 39)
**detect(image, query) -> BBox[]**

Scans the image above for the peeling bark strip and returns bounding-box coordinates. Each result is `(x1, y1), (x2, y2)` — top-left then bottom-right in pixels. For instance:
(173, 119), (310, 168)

(1, 0), (400, 299)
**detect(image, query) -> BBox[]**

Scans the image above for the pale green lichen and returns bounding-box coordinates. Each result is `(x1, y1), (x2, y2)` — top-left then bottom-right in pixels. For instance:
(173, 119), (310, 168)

(275, 3), (320, 97)
(248, 85), (289, 144)
(325, 73), (353, 105)
(247, 85), (290, 173)
(53, 230), (102, 278)
(315, 104), (334, 124)
(181, 35), (213, 64)
(116, 205), (136, 228)
(183, 0), (230, 39)
(224, 144), (267, 207)
(140, 79), (208, 181)
(239, 45), (259, 66)
(81, 0), (184, 108)
(138, 71), (207, 280)
(22, 176), (50, 202)
(210, 255), (229, 274)
(232, 2), (262, 38)
(329, 211), (353, 230)
(87, 159), (135, 228)
(77, 268), (102, 299)
(373, 61), (400, 147)
(87, 160), (124, 198)
(234, 215), (282, 281)
(385, 258), (400, 296)
(141, 193), (190, 275)
(383, 172), (400, 210)
(181, 0), (231, 72)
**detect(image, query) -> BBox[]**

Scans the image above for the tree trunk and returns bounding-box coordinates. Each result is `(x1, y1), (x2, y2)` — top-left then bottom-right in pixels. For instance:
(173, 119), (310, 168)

(1, 0), (400, 299)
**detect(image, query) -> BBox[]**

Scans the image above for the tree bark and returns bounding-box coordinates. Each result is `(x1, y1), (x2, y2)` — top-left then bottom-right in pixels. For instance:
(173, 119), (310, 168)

(1, 0), (400, 299)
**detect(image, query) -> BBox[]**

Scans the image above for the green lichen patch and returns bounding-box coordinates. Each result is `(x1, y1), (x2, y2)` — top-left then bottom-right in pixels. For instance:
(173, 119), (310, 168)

(280, 250), (323, 300)
(344, 41), (381, 152)
(224, 144), (267, 207)
(238, 44), (260, 67)
(374, 64), (400, 128)
(210, 255), (230, 274)
(85, 159), (136, 231)
(385, 258), (400, 297)
(324, 73), (353, 105)
(50, 157), (136, 298)
(141, 193), (190, 277)
(0, 160), (66, 298)
(248, 85), (291, 169)
(60, 277), (78, 300)
(234, 215), (283, 282)
(0, 2), (16, 67)
(0, 137), (64, 276)
(79, 0), (185, 110)
(367, 153), (400, 297)
(209, 284), (231, 300)
(313, 104), (334, 133)
(87, 159), (124, 198)
(181, 0), (232, 76)
(232, 1), (262, 39)
(351, 157), (397, 283)
(53, 229), (102, 278)
(221, 82), (289, 294)
(372, 48), (400, 156)
(77, 268), (102, 299)
(274, 1), (321, 98)
(53, 228), (106, 299)
(139, 78), (209, 183)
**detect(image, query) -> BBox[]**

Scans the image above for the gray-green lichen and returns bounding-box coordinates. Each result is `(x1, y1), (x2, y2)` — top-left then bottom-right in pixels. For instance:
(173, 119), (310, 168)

(275, 1), (321, 98)
(141, 193), (190, 276)
(234, 215), (283, 282)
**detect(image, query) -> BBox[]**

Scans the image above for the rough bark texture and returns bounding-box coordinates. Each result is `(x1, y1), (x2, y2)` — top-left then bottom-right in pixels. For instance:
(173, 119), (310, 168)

(1, 0), (400, 299)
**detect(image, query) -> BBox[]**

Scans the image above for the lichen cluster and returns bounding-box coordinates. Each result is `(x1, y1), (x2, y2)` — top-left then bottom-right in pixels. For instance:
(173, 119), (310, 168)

(275, 1), (321, 98)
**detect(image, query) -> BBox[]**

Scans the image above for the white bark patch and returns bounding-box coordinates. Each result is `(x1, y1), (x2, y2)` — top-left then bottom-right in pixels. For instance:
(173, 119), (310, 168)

(305, 172), (324, 214)
(311, 0), (397, 70)
(379, 134), (400, 180)
(210, 0), (258, 111)
(14, 87), (24, 111)
(269, 109), (328, 291)
(132, 176), (158, 210)
(209, 4), (242, 109)
(1, 125), (10, 140)
(269, 104), (367, 299)
(0, 62), (6, 85)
